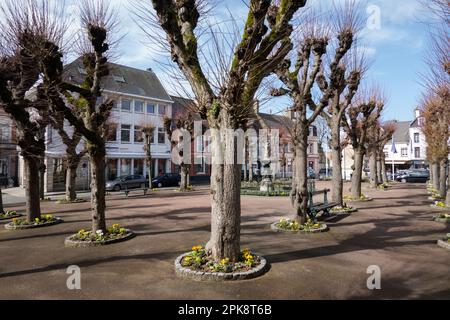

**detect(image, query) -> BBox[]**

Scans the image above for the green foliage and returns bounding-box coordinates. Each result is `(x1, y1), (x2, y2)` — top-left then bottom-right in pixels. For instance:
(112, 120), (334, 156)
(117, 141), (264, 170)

(209, 100), (221, 119)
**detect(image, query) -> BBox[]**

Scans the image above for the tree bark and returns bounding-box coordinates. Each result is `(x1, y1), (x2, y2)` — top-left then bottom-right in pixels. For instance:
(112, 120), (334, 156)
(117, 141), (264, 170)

(248, 156), (253, 182)
(380, 153), (388, 184)
(376, 156), (382, 185)
(0, 187), (4, 214)
(446, 168), (450, 207)
(90, 152), (106, 232)
(432, 162), (440, 190)
(39, 161), (46, 200)
(66, 164), (78, 201)
(439, 159), (447, 198)
(351, 147), (364, 199)
(291, 134), (309, 224)
(369, 152), (378, 188)
(330, 123), (343, 205)
(24, 157), (41, 222)
(206, 123), (241, 262)
(180, 164), (189, 191)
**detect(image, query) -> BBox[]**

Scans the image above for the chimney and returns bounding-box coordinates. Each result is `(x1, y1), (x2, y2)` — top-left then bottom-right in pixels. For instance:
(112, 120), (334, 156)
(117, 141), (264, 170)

(414, 108), (421, 119)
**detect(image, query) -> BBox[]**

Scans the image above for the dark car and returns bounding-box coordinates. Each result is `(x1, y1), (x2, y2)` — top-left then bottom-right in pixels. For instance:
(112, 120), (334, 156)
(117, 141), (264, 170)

(318, 168), (332, 180)
(105, 175), (147, 191)
(396, 170), (429, 183)
(307, 167), (317, 179)
(152, 173), (181, 188)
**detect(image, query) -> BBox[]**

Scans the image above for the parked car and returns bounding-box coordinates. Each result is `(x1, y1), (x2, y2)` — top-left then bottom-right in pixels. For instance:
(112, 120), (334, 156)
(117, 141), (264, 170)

(105, 175), (148, 191)
(395, 170), (429, 183)
(152, 173), (181, 188)
(318, 168), (332, 180)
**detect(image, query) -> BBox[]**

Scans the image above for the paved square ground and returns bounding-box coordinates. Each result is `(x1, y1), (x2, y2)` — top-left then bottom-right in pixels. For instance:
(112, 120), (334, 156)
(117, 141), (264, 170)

(0, 182), (449, 299)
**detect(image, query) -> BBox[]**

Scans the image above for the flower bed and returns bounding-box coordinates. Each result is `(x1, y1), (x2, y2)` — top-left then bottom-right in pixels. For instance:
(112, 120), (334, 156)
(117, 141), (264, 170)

(432, 213), (450, 223)
(56, 198), (87, 204)
(343, 194), (373, 202)
(174, 185), (195, 192)
(330, 205), (358, 214)
(175, 246), (269, 281)
(271, 218), (329, 233)
(241, 189), (289, 197)
(0, 211), (22, 220)
(5, 215), (62, 230)
(430, 201), (450, 211)
(377, 184), (389, 191)
(65, 223), (135, 247)
(437, 234), (450, 250)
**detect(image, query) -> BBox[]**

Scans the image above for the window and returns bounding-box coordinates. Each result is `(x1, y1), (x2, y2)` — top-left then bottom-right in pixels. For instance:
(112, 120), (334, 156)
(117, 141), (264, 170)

(158, 127), (165, 144)
(146, 103), (155, 114)
(106, 159), (118, 180)
(121, 124), (131, 143)
(135, 100), (144, 113)
(414, 147), (420, 159)
(158, 105), (166, 116)
(401, 148), (408, 157)
(113, 75), (126, 83)
(134, 126), (143, 143)
(133, 159), (144, 175)
(0, 125), (9, 142)
(196, 136), (203, 152)
(414, 133), (419, 143)
(120, 159), (131, 176)
(121, 99), (131, 112)
(111, 100), (118, 110)
(194, 156), (205, 174)
(107, 124), (117, 142)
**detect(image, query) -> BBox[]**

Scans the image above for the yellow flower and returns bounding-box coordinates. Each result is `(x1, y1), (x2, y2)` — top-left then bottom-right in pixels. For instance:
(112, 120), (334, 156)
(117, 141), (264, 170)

(112, 223), (120, 229)
(35, 218), (40, 223)
(220, 258), (230, 265)
(192, 245), (203, 251)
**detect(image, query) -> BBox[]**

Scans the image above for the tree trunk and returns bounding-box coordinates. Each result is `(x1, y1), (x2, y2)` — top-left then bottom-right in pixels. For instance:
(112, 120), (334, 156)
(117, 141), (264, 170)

(206, 123), (241, 262)
(439, 159), (447, 198)
(66, 165), (78, 201)
(291, 135), (308, 224)
(39, 162), (46, 200)
(24, 157), (41, 222)
(376, 156), (382, 185)
(432, 162), (440, 190)
(351, 147), (364, 199)
(369, 152), (378, 188)
(446, 169), (450, 207)
(243, 161), (247, 182)
(180, 164), (189, 191)
(380, 153), (388, 184)
(0, 187), (4, 214)
(330, 120), (343, 205)
(248, 156), (253, 182)
(429, 164), (434, 186)
(90, 152), (106, 232)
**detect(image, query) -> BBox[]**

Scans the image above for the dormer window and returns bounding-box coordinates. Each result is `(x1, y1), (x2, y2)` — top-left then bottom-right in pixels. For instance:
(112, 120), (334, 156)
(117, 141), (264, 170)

(113, 75), (126, 83)
(78, 67), (87, 75)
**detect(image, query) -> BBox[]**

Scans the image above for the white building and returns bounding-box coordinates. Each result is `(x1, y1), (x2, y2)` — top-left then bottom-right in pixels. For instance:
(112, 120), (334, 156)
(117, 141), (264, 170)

(19, 59), (174, 192)
(384, 108), (428, 173)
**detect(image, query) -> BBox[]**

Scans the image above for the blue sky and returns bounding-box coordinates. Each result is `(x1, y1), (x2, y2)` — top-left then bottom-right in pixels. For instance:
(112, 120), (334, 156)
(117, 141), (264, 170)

(62, 0), (432, 122)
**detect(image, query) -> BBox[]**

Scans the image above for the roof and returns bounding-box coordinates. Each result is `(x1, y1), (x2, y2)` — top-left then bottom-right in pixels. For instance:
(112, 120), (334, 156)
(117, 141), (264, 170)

(170, 95), (202, 121)
(63, 58), (173, 103)
(392, 121), (411, 143)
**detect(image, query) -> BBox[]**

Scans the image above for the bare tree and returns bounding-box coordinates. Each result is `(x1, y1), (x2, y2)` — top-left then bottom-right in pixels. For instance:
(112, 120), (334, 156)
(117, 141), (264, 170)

(141, 124), (155, 189)
(342, 87), (384, 198)
(421, 85), (450, 201)
(42, 0), (117, 233)
(270, 5), (361, 223)
(366, 121), (396, 188)
(318, 1), (366, 206)
(0, 0), (66, 222)
(137, 0), (306, 261)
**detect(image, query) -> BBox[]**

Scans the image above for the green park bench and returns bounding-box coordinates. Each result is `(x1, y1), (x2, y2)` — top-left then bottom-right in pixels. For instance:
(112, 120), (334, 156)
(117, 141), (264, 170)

(307, 188), (339, 222)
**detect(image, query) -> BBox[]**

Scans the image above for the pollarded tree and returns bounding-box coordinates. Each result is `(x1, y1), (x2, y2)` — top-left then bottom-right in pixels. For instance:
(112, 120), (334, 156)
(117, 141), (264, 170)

(318, 2), (366, 206)
(270, 6), (360, 223)
(142, 124), (156, 189)
(0, 0), (65, 221)
(366, 121), (396, 188)
(342, 88), (384, 199)
(42, 1), (117, 233)
(49, 112), (87, 202)
(421, 85), (450, 200)
(140, 0), (306, 261)
(164, 114), (194, 191)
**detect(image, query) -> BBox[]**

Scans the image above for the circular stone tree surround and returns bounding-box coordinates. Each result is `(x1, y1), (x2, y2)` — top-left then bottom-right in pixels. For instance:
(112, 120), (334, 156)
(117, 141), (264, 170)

(4, 218), (63, 230)
(270, 222), (329, 233)
(64, 230), (136, 248)
(174, 253), (269, 281)
(437, 239), (450, 250)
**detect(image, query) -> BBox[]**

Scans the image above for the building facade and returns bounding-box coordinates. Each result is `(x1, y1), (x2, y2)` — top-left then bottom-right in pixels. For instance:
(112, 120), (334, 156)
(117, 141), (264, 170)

(19, 60), (174, 192)
(0, 109), (18, 187)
